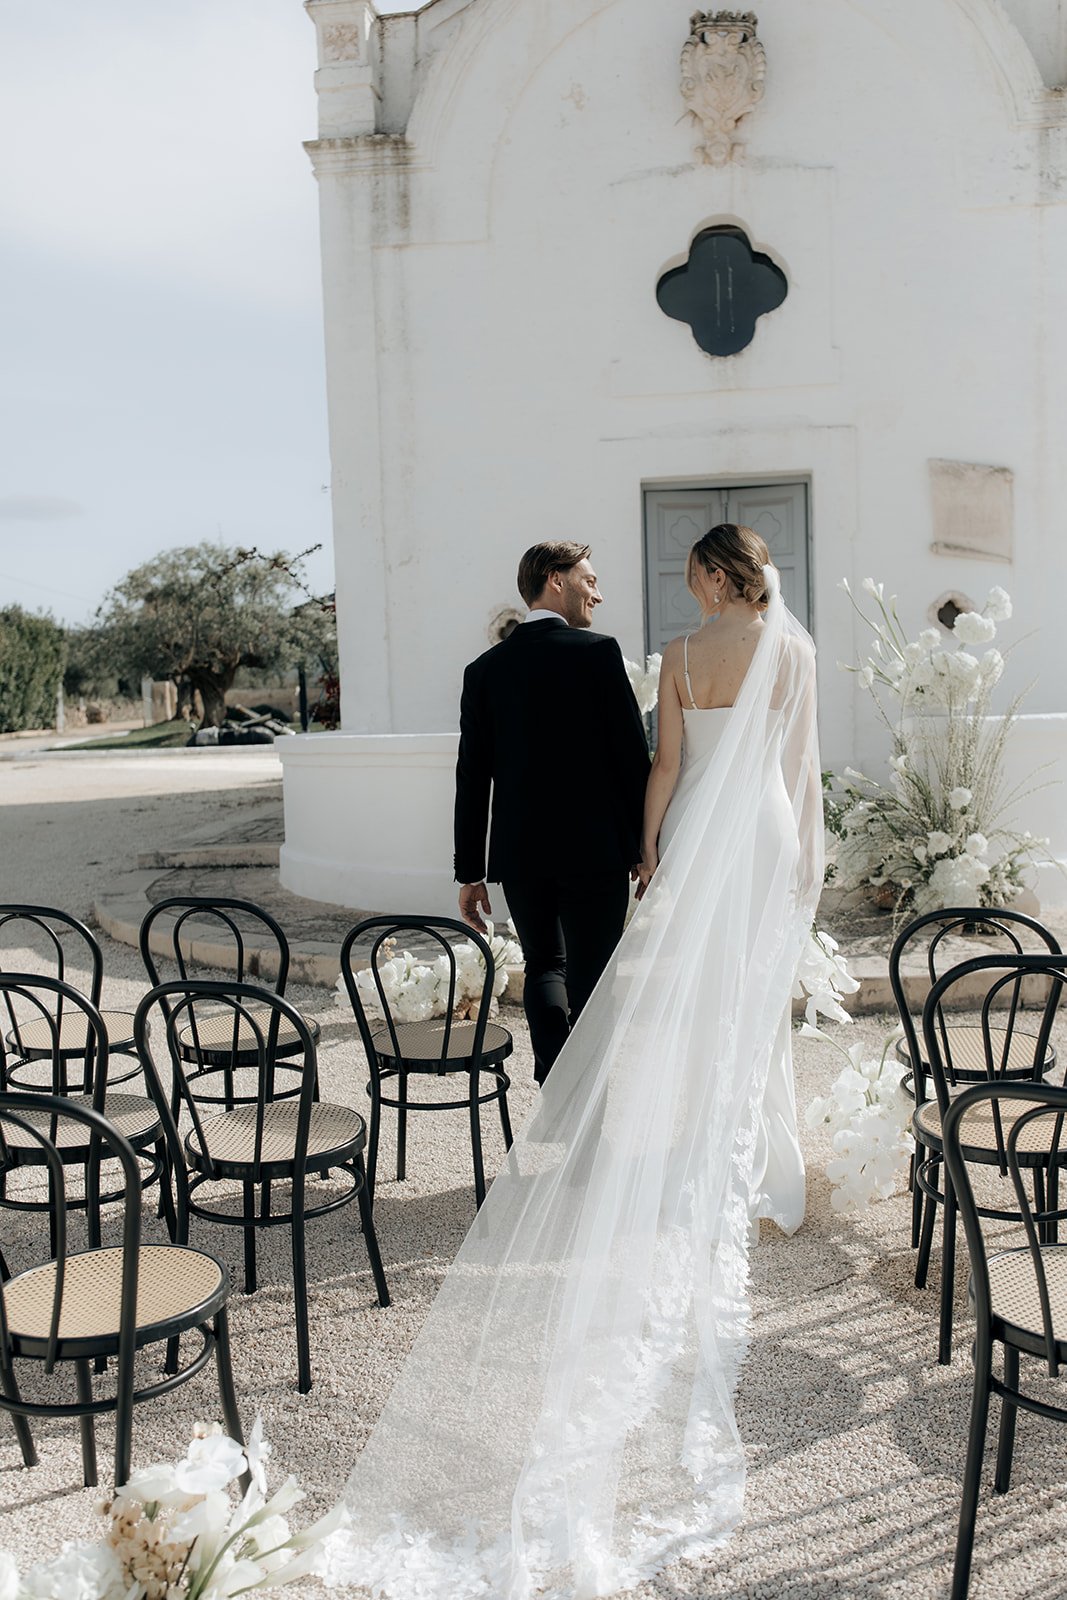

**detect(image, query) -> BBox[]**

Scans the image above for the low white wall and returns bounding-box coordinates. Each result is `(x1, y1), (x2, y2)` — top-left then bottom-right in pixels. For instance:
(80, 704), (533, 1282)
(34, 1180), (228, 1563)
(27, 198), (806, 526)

(1000, 713), (1067, 908)
(278, 732), (463, 916)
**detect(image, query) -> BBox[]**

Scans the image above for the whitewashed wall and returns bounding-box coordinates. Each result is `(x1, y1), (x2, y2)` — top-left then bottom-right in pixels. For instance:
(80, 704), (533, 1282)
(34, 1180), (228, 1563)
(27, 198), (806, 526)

(280, 0), (1067, 913)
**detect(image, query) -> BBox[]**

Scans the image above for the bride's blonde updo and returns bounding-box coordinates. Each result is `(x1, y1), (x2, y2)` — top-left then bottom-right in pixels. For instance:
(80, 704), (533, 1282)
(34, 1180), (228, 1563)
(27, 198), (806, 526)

(686, 523), (774, 608)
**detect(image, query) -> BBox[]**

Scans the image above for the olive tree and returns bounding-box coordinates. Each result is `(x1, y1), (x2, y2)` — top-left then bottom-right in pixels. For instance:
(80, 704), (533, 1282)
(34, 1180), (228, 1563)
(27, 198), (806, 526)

(92, 543), (333, 727)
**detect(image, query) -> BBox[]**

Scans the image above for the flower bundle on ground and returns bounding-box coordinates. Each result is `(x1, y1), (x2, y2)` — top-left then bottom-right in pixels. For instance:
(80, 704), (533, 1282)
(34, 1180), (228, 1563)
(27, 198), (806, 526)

(832, 580), (1047, 914)
(805, 1023), (913, 1212)
(341, 921), (524, 1024)
(0, 1421), (343, 1599)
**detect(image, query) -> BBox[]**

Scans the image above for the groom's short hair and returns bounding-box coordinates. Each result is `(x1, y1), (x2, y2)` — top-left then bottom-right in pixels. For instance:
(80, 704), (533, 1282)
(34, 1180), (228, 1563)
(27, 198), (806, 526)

(517, 541), (591, 607)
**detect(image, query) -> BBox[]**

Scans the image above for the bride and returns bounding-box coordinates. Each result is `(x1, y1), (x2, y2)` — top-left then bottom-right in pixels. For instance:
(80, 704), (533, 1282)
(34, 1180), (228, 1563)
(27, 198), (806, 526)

(324, 526), (823, 1600)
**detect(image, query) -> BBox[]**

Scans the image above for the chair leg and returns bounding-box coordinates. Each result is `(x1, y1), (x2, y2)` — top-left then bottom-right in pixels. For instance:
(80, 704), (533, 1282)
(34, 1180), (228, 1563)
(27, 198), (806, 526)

(74, 1359), (99, 1488)
(367, 1095), (381, 1208)
(291, 1202), (312, 1394)
(396, 1070), (408, 1184)
(0, 1365), (38, 1467)
(213, 1306), (245, 1451)
(951, 1341), (992, 1600)
(939, 1180), (958, 1366)
(911, 1141), (925, 1249)
(470, 1073), (487, 1209)
(994, 1345), (1020, 1493)
(356, 1159), (390, 1308)
(498, 1083), (514, 1152)
(1033, 1167), (1047, 1244)
(154, 1138), (177, 1241)
(915, 1163), (938, 1290)
(242, 1180), (258, 1295)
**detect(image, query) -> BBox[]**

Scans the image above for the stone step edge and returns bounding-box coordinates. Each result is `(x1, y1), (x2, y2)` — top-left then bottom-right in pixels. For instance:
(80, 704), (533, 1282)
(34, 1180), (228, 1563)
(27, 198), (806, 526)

(135, 844), (282, 870)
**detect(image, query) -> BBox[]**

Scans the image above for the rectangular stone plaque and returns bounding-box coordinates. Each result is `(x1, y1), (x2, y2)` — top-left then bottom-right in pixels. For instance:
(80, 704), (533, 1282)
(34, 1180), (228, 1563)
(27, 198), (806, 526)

(929, 459), (1013, 563)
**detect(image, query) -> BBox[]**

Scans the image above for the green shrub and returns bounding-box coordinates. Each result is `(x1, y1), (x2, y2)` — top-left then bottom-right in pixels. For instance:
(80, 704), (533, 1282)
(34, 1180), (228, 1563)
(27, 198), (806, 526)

(0, 607), (65, 733)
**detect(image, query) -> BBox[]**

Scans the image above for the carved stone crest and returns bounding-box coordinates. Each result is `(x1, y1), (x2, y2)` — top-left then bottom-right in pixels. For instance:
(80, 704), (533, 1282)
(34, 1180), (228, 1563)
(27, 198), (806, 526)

(681, 12), (766, 167)
(322, 22), (362, 64)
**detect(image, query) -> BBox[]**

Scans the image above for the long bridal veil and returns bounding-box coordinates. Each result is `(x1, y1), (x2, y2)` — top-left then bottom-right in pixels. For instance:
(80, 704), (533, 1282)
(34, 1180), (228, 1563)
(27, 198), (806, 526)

(324, 569), (823, 1600)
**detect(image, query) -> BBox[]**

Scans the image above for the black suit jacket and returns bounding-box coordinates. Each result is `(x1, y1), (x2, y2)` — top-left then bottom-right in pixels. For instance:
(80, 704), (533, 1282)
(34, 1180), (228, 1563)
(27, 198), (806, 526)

(454, 620), (651, 884)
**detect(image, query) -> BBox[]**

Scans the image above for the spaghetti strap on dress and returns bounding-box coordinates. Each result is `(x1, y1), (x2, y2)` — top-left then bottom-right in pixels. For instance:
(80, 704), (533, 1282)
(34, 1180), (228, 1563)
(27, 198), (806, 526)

(683, 633), (698, 710)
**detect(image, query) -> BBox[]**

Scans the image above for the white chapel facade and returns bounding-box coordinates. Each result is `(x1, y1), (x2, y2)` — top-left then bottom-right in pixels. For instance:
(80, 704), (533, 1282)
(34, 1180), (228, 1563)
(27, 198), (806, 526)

(280, 0), (1067, 914)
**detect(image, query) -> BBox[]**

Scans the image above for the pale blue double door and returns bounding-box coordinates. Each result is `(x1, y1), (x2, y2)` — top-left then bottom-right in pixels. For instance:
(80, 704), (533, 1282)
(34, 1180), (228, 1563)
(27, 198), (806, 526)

(642, 482), (811, 655)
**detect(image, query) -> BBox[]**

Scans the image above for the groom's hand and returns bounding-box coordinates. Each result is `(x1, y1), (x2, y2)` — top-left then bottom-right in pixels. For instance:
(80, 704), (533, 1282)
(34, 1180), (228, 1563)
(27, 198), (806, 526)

(459, 881), (492, 934)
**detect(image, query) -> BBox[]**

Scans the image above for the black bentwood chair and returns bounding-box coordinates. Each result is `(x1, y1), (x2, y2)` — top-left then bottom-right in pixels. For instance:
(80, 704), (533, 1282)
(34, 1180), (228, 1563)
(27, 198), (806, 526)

(135, 981), (389, 1395)
(0, 905), (141, 1089)
(890, 908), (1060, 1253)
(0, 976), (164, 1258)
(341, 917), (514, 1209)
(139, 897), (321, 1114)
(915, 953), (1067, 1364)
(0, 1093), (242, 1491)
(943, 1081), (1067, 1600)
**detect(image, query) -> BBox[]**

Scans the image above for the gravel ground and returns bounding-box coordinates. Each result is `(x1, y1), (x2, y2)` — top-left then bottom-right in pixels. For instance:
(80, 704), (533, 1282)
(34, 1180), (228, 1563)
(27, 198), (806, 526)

(1, 750), (1065, 1598)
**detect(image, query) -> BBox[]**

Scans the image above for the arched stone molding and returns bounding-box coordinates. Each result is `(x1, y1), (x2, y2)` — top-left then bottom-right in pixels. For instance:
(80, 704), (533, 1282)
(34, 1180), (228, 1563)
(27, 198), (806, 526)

(402, 0), (1062, 151)
(355, 0), (1067, 241)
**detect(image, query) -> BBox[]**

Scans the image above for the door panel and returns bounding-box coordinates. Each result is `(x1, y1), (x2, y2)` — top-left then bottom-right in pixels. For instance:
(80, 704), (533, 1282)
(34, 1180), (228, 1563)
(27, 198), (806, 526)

(726, 483), (810, 625)
(643, 482), (810, 656)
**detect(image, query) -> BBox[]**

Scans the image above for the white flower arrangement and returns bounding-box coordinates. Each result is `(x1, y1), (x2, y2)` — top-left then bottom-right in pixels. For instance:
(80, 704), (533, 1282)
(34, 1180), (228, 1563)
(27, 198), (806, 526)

(793, 928), (860, 1025)
(804, 1023), (914, 1212)
(832, 580), (1048, 914)
(341, 921), (525, 1025)
(1, 1421), (343, 1600)
(623, 653), (663, 717)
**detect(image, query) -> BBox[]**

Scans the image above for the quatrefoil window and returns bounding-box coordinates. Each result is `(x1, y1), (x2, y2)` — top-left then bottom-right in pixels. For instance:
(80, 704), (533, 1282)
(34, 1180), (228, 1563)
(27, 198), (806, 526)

(657, 226), (787, 357)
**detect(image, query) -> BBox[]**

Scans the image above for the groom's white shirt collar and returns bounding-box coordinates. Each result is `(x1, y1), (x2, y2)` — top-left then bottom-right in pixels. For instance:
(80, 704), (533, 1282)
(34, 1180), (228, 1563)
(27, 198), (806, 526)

(523, 609), (567, 625)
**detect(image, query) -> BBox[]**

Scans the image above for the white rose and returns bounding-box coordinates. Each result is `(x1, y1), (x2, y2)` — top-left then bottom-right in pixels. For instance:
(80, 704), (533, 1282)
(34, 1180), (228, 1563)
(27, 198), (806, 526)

(965, 832), (989, 859)
(948, 787), (973, 811)
(918, 628), (942, 653)
(984, 586), (1013, 622)
(978, 649), (1004, 689)
(953, 611), (997, 646)
(926, 831), (953, 857)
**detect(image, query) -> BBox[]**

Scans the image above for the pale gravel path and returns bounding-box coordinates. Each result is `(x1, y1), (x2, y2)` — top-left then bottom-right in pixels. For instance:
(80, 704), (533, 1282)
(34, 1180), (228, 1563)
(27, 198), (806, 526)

(0, 751), (1065, 1598)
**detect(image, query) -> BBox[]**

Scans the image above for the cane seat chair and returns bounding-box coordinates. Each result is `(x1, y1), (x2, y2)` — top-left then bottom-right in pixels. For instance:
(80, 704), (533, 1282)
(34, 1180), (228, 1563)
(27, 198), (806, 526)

(914, 953), (1067, 1364)
(890, 908), (1060, 1253)
(0, 1092), (242, 1490)
(942, 1081), (1067, 1599)
(139, 897), (321, 1114)
(0, 905), (141, 1089)
(341, 916), (514, 1209)
(134, 980), (389, 1394)
(0, 976), (164, 1257)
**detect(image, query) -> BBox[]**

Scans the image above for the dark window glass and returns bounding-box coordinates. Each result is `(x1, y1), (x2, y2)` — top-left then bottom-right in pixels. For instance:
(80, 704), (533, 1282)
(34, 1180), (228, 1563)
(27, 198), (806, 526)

(657, 225), (787, 357)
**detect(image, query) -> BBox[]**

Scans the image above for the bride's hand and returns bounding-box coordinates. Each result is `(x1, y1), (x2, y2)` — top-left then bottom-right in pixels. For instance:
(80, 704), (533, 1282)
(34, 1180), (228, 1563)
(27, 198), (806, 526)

(634, 857), (656, 900)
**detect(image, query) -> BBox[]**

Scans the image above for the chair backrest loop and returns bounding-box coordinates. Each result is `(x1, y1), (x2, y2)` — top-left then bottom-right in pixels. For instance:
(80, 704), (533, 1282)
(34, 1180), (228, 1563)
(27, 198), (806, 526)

(340, 915), (499, 1077)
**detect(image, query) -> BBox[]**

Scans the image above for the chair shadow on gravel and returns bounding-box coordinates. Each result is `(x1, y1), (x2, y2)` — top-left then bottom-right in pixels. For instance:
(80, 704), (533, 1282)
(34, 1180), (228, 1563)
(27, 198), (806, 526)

(653, 1478), (958, 1599)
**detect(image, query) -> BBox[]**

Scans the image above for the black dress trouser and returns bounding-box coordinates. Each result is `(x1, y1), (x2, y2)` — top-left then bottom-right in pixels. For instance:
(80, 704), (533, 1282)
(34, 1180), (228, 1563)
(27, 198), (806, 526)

(501, 871), (631, 1086)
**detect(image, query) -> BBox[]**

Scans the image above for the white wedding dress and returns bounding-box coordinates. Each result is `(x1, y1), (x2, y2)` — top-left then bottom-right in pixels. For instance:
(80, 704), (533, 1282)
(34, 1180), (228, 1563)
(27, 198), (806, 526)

(324, 570), (823, 1600)
(659, 652), (805, 1236)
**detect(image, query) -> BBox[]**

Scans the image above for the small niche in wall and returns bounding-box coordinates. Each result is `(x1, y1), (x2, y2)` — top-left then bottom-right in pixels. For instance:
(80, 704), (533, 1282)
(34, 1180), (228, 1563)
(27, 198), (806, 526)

(931, 592), (975, 632)
(489, 608), (523, 645)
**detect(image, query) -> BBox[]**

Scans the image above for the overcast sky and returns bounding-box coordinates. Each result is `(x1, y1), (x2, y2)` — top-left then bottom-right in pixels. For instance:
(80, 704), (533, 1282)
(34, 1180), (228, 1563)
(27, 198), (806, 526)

(0, 0), (411, 625)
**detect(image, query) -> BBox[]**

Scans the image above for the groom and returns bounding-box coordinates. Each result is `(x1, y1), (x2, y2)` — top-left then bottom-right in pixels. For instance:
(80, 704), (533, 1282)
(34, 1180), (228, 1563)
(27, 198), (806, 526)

(454, 541), (650, 1084)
